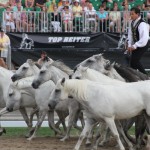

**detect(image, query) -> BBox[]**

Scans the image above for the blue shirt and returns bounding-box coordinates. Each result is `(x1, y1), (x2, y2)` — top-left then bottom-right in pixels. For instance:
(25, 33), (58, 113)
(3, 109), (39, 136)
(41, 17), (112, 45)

(97, 11), (108, 19)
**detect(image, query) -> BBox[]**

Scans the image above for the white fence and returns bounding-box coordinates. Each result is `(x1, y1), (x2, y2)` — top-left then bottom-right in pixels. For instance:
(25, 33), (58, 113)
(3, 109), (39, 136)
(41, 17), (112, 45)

(2, 10), (150, 33)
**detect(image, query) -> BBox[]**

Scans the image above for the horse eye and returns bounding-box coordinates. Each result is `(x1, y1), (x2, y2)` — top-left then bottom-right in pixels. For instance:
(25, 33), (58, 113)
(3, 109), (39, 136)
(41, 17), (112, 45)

(55, 89), (60, 93)
(40, 71), (45, 74)
(87, 59), (93, 63)
(22, 67), (27, 70)
(9, 93), (13, 97)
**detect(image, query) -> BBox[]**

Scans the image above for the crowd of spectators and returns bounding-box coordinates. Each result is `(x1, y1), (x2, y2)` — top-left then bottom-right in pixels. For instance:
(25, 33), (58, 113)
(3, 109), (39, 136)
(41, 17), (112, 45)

(0, 0), (149, 32)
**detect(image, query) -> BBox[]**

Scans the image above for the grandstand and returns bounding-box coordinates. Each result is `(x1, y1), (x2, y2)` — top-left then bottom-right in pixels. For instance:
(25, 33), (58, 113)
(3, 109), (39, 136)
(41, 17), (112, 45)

(0, 0), (149, 33)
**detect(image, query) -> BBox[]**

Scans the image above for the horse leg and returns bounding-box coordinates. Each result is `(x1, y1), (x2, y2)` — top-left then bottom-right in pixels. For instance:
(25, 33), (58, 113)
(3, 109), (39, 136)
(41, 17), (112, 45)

(19, 107), (31, 128)
(74, 118), (96, 150)
(99, 125), (111, 146)
(27, 111), (47, 141)
(0, 113), (6, 136)
(92, 122), (107, 150)
(60, 107), (80, 141)
(47, 110), (62, 135)
(85, 122), (99, 146)
(135, 115), (146, 150)
(29, 107), (39, 128)
(56, 110), (67, 133)
(121, 118), (136, 144)
(104, 118), (125, 150)
(78, 111), (85, 128)
(115, 120), (134, 150)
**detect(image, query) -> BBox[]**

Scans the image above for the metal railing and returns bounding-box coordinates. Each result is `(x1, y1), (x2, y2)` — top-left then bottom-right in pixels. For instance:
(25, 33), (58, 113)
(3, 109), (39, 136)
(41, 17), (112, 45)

(1, 10), (150, 33)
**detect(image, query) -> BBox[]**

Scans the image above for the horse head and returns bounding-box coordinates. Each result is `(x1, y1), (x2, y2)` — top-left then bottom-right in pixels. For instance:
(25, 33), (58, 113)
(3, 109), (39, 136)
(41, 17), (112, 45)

(11, 59), (39, 82)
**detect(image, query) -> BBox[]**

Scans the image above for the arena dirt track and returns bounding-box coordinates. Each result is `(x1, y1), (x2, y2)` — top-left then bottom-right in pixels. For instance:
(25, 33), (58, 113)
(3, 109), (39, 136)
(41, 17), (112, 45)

(0, 136), (123, 150)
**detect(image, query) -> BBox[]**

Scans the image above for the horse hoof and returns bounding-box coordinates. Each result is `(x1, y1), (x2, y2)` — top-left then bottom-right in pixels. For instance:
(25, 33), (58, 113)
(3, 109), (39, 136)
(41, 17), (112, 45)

(0, 128), (6, 136)
(27, 137), (32, 141)
(25, 133), (31, 138)
(85, 141), (91, 146)
(60, 136), (69, 142)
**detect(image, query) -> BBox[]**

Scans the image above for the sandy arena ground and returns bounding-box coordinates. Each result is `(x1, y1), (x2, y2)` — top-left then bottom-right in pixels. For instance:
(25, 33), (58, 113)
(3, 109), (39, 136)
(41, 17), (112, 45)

(0, 136), (122, 150)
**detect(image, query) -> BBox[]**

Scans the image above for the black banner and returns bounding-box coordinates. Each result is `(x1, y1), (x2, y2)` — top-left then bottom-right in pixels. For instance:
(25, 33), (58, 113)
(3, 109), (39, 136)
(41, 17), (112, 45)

(8, 32), (121, 49)
(8, 32), (150, 69)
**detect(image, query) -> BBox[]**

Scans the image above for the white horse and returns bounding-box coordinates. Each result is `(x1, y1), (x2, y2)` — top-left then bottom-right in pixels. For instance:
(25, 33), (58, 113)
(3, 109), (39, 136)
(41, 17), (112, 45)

(0, 67), (14, 135)
(32, 62), (85, 141)
(0, 76), (62, 140)
(76, 53), (126, 82)
(49, 78), (150, 150)
(11, 60), (83, 140)
(76, 54), (149, 148)
(11, 59), (40, 82)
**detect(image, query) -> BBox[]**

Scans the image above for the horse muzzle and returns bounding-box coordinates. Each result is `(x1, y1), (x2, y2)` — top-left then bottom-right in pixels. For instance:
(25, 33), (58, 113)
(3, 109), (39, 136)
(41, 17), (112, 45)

(32, 82), (40, 89)
(48, 101), (57, 110)
(6, 107), (13, 112)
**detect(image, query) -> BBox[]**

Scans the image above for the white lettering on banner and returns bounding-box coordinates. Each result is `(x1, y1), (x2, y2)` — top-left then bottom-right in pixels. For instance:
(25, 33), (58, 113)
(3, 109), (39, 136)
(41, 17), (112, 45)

(48, 37), (90, 43)
(48, 37), (63, 43)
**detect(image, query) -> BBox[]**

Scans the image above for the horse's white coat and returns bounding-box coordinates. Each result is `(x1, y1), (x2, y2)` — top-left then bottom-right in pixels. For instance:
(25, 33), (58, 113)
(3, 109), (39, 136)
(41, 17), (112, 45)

(51, 78), (150, 150)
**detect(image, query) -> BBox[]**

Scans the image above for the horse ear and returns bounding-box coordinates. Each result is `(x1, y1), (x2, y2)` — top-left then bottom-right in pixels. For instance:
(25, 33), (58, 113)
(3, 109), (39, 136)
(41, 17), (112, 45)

(61, 78), (66, 86)
(27, 59), (34, 66)
(45, 61), (52, 68)
(82, 66), (88, 72)
(105, 62), (115, 70)
(94, 53), (103, 60)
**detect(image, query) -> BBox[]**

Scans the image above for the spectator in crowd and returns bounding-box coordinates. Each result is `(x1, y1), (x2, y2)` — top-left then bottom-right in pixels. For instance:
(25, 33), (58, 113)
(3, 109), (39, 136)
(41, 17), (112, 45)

(0, 27), (10, 68)
(0, 0), (10, 8)
(143, 0), (150, 10)
(58, 0), (63, 7)
(39, 5), (49, 32)
(84, 3), (96, 32)
(127, 7), (149, 74)
(109, 5), (121, 32)
(27, 11), (36, 32)
(58, 0), (70, 12)
(25, 0), (35, 11)
(101, 0), (109, 11)
(62, 5), (73, 32)
(37, 51), (53, 66)
(46, 0), (55, 12)
(72, 0), (82, 31)
(143, 0), (150, 26)
(51, 5), (61, 32)
(96, 4), (108, 32)
(122, 3), (130, 32)
(9, 0), (18, 11)
(35, 0), (46, 11)
(16, 2), (23, 11)
(14, 5), (28, 32)
(4, 6), (15, 32)
(82, 0), (90, 11)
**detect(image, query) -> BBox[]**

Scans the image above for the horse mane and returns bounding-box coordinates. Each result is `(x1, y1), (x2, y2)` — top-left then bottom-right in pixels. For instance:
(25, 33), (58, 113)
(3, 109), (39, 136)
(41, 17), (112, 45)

(51, 60), (73, 75)
(114, 63), (149, 82)
(65, 79), (87, 101)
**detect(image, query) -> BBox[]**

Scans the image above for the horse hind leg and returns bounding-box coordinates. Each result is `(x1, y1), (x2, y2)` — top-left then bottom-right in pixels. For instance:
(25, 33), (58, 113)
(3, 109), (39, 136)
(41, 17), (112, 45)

(135, 115), (146, 150)
(104, 118), (125, 150)
(60, 108), (80, 142)
(115, 120), (134, 150)
(74, 118), (96, 150)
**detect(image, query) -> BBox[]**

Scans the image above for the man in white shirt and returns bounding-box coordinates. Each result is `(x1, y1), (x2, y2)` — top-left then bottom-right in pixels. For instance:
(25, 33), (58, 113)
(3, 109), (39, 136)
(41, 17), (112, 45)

(127, 7), (149, 74)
